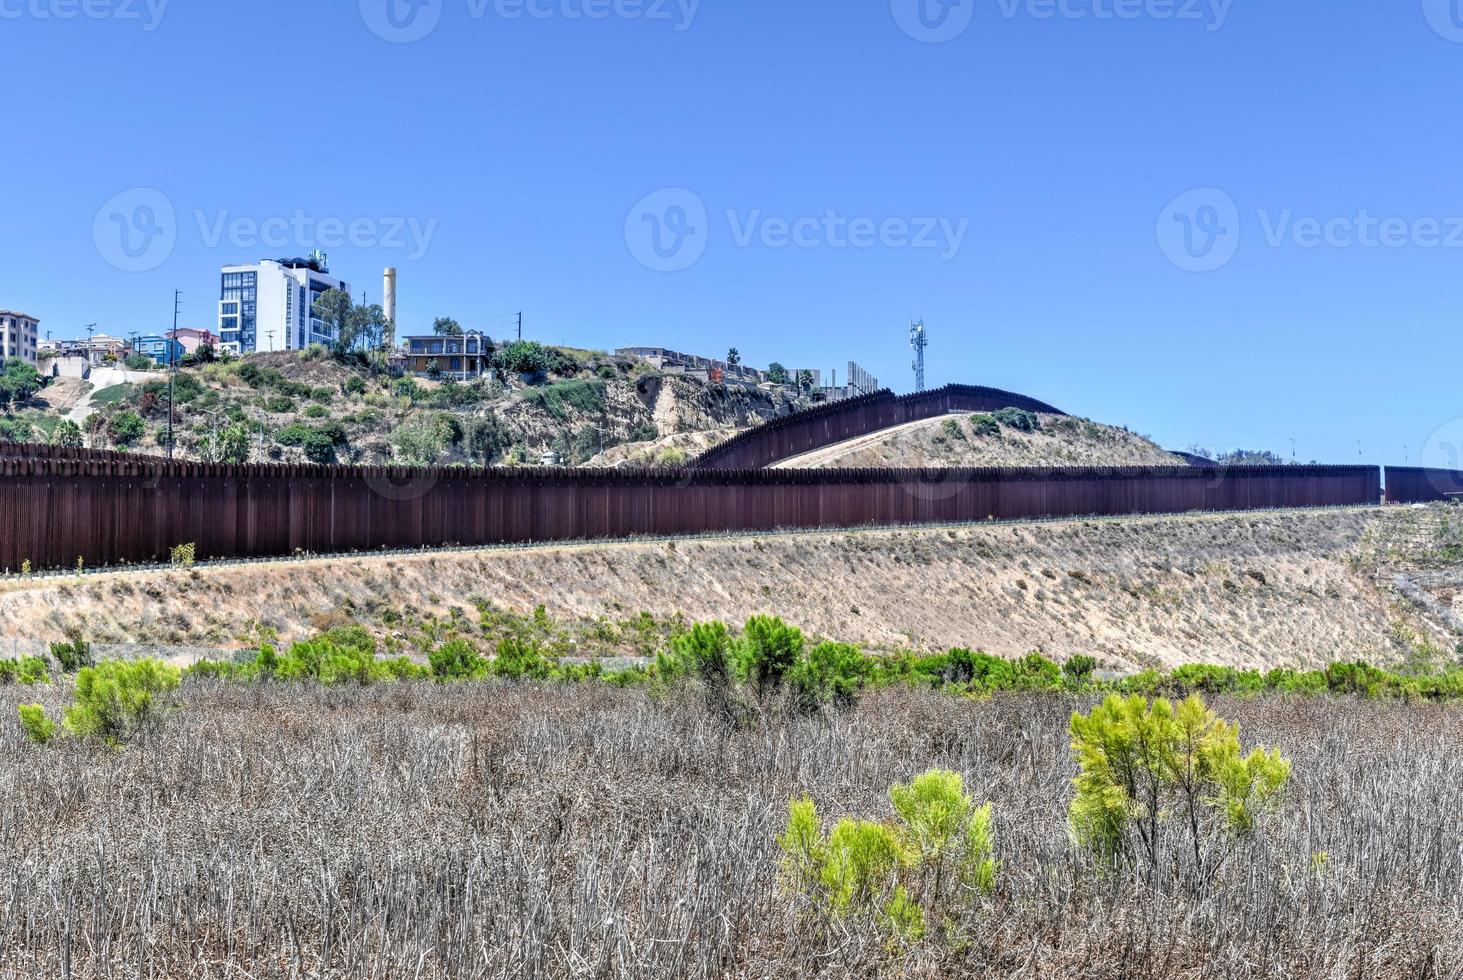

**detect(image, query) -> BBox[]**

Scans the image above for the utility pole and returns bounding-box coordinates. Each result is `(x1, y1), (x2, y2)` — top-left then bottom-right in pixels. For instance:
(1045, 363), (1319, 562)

(168, 290), (180, 458)
(909, 318), (928, 393)
(517, 312), (523, 342)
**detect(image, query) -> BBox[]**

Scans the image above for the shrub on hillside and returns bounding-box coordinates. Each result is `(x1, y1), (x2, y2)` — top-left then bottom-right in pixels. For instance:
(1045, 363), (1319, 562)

(497, 340), (550, 376)
(992, 408), (1040, 433)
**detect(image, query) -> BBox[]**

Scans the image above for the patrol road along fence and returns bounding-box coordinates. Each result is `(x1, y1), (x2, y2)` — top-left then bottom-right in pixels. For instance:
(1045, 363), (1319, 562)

(0, 443), (1379, 571)
(691, 383), (1069, 470)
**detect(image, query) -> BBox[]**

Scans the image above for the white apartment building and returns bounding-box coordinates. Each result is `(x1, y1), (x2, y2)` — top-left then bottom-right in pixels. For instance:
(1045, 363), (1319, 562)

(217, 251), (351, 354)
(0, 310), (39, 365)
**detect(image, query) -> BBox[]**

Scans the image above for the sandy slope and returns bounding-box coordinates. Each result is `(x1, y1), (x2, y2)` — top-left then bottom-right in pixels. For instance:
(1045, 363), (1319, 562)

(775, 413), (1181, 469)
(0, 507), (1445, 670)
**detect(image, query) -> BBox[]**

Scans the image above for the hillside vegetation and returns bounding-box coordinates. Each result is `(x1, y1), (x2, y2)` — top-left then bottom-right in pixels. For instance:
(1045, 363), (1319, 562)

(776, 409), (1181, 469)
(1, 345), (788, 467)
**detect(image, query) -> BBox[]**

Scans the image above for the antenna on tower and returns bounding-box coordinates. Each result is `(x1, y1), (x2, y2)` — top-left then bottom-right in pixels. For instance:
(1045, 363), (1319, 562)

(909, 318), (929, 393)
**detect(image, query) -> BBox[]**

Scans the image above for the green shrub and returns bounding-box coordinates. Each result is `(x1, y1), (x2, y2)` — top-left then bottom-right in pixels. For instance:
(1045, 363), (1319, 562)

(779, 769), (997, 943)
(429, 639), (487, 681)
(303, 404), (328, 419)
(170, 542), (196, 568)
(1062, 654), (1098, 686)
(739, 616), (804, 696)
(520, 379), (605, 420)
(107, 410), (145, 446)
(790, 642), (870, 711)
(50, 634), (93, 673)
(940, 418), (966, 442)
(18, 704), (55, 744)
(491, 638), (552, 680)
(1069, 694), (1290, 876)
(497, 340), (550, 375)
(62, 659), (181, 743)
(992, 407), (1040, 432)
(343, 375), (367, 396)
(0, 657), (50, 685)
(300, 431), (336, 464)
(309, 386), (334, 404)
(264, 395), (297, 414)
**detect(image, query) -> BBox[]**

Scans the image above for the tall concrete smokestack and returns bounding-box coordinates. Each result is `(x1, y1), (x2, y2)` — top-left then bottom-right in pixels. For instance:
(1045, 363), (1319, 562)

(382, 267), (398, 346)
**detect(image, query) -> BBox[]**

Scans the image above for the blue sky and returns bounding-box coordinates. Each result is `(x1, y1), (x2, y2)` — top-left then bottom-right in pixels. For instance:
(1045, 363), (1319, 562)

(3, 0), (1462, 465)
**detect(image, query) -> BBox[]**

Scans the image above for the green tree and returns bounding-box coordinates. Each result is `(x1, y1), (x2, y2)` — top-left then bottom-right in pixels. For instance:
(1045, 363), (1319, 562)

(796, 369), (815, 391)
(497, 340), (550, 376)
(432, 316), (464, 336)
(739, 615), (803, 696)
(726, 348), (741, 367)
(0, 358), (45, 407)
(391, 414), (453, 465)
(767, 362), (789, 385)
(1069, 694), (1291, 878)
(312, 288), (355, 351)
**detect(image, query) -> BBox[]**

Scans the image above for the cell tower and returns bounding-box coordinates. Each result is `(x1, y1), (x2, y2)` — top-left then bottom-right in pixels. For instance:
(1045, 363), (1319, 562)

(909, 318), (929, 393)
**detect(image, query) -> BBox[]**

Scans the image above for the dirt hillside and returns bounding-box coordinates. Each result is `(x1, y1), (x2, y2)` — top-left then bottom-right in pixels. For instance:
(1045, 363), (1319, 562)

(2, 506), (1455, 671)
(777, 412), (1181, 469)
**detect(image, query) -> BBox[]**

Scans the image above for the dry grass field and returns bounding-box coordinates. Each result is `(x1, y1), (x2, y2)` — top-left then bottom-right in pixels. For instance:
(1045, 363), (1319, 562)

(0, 506), (1448, 670)
(0, 681), (1458, 979)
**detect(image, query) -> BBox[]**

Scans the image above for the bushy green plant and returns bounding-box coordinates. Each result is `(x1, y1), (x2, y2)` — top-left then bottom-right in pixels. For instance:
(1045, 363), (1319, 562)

(497, 340), (550, 376)
(991, 407), (1040, 432)
(739, 615), (804, 696)
(429, 638), (487, 681)
(18, 704), (55, 744)
(491, 638), (552, 680)
(62, 658), (181, 743)
(1069, 694), (1290, 877)
(1062, 654), (1098, 686)
(790, 641), (871, 711)
(969, 413), (1001, 437)
(50, 633), (93, 673)
(779, 769), (998, 943)
(0, 656), (50, 685)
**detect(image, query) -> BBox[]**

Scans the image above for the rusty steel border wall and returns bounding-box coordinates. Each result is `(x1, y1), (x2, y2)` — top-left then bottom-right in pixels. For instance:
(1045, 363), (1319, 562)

(690, 383), (1069, 470)
(1385, 467), (1463, 504)
(0, 442), (1379, 571)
